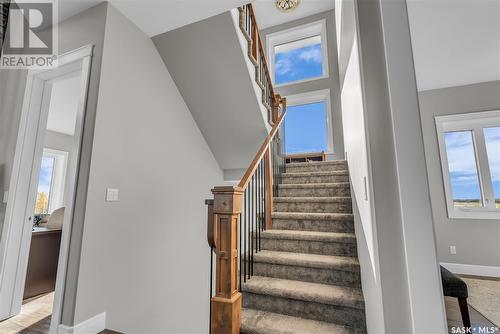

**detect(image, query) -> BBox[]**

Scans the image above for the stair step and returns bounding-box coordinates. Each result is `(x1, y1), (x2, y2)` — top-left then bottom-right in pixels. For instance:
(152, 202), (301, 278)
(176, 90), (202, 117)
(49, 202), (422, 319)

(241, 308), (364, 334)
(260, 230), (357, 256)
(272, 212), (354, 233)
(242, 276), (365, 328)
(273, 197), (352, 213)
(279, 182), (350, 197)
(253, 250), (360, 287)
(286, 161), (348, 173)
(281, 171), (349, 184)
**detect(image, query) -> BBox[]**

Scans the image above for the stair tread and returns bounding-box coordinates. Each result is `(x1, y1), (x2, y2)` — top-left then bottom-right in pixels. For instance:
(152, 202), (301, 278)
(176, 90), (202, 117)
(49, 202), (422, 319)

(241, 308), (361, 334)
(274, 196), (351, 203)
(242, 276), (364, 309)
(254, 250), (359, 271)
(279, 182), (350, 189)
(286, 161), (347, 167)
(282, 170), (349, 177)
(272, 212), (354, 221)
(261, 229), (356, 243)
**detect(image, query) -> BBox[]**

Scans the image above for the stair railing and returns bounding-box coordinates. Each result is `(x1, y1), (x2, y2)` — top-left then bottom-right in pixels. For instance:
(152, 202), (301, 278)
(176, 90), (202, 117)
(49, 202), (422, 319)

(238, 4), (279, 124)
(206, 96), (287, 334)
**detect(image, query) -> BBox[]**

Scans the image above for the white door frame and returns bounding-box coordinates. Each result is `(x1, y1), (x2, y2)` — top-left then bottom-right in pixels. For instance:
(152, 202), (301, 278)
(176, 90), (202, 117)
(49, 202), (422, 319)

(0, 45), (93, 333)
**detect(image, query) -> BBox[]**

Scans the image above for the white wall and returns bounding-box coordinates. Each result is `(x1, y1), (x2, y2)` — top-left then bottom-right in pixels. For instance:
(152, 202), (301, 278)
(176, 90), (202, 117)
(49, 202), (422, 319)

(337, 0), (447, 333)
(419, 81), (500, 268)
(72, 4), (223, 333)
(340, 27), (385, 333)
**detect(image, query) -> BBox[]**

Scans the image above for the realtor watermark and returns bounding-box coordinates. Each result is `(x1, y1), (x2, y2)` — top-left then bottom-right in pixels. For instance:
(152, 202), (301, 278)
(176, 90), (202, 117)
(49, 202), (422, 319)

(450, 326), (499, 334)
(1, 0), (58, 69)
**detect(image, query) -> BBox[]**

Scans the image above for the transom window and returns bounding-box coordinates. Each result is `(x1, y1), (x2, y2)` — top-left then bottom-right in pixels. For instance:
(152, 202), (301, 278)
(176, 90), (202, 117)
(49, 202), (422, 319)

(435, 110), (500, 219)
(267, 20), (328, 86)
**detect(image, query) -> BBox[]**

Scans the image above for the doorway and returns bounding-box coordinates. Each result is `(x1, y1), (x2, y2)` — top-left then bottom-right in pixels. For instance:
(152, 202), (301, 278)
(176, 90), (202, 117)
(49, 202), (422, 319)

(0, 45), (92, 333)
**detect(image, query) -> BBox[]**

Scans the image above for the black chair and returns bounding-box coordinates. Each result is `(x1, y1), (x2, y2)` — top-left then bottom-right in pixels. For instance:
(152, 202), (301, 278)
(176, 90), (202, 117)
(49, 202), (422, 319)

(440, 265), (471, 328)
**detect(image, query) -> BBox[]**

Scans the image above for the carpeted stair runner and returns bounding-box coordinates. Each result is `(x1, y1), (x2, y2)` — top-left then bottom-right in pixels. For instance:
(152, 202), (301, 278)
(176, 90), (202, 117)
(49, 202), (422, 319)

(241, 160), (366, 333)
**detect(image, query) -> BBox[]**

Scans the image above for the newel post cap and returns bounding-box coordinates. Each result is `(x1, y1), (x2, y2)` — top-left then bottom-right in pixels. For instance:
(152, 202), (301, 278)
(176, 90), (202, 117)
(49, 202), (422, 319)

(211, 186), (244, 214)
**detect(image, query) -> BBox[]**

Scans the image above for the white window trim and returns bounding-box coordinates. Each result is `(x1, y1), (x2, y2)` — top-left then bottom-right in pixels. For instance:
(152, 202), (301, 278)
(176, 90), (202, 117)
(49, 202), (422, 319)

(42, 148), (68, 213)
(285, 89), (334, 155)
(266, 19), (329, 87)
(435, 110), (500, 219)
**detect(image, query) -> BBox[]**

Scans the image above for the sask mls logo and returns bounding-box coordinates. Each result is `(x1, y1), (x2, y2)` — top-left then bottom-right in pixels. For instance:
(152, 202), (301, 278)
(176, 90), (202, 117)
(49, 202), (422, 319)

(1, 0), (58, 68)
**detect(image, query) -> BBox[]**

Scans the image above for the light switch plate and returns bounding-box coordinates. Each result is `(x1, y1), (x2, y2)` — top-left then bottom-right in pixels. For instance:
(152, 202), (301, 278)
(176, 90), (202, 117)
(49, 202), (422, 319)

(106, 188), (119, 202)
(2, 191), (8, 204)
(449, 246), (456, 255)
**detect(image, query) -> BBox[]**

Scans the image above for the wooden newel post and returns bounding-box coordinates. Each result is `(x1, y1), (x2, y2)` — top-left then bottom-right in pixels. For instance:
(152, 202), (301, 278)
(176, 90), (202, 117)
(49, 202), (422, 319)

(273, 95), (281, 124)
(210, 186), (243, 334)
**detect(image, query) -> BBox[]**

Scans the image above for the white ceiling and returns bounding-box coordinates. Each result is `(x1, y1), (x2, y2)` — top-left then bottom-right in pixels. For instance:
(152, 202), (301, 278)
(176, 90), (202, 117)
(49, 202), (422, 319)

(47, 73), (80, 136)
(55, 0), (248, 37)
(407, 0), (500, 91)
(252, 0), (334, 29)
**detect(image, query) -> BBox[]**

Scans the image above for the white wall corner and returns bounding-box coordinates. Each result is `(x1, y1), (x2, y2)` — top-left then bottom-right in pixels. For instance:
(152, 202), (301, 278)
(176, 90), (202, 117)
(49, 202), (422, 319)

(58, 312), (106, 334)
(441, 262), (500, 278)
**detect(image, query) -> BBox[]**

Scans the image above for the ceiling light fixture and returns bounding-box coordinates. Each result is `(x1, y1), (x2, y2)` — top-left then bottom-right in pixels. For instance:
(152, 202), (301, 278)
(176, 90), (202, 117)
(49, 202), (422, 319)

(275, 0), (300, 12)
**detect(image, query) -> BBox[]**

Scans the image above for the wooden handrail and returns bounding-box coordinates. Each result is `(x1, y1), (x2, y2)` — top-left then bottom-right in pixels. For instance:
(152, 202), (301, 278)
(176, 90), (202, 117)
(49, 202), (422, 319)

(238, 103), (287, 190)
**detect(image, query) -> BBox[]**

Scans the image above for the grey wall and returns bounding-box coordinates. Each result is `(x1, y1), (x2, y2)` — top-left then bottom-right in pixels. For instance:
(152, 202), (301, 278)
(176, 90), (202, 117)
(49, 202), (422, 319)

(261, 10), (345, 160)
(419, 81), (500, 267)
(153, 11), (269, 172)
(71, 4), (223, 333)
(45, 130), (74, 153)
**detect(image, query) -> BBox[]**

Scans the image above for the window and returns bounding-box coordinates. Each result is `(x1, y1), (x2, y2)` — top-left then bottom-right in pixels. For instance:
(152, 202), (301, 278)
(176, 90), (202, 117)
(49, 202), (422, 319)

(35, 148), (68, 214)
(435, 110), (500, 219)
(35, 155), (55, 214)
(267, 20), (328, 86)
(284, 90), (333, 155)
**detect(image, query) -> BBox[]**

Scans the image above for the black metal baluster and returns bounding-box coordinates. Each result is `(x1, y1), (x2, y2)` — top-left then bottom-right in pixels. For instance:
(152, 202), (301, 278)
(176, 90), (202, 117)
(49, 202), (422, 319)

(244, 189), (248, 281)
(250, 176), (254, 277)
(257, 162), (261, 252)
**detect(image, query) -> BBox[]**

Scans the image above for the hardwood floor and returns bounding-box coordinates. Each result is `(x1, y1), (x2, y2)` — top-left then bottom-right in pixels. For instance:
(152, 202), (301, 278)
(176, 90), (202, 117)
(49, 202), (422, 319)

(0, 293), (119, 334)
(0, 293), (54, 334)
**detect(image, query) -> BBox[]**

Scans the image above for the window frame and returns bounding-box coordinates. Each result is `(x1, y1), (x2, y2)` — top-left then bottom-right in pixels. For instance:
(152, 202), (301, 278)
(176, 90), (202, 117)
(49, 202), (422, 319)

(435, 110), (500, 219)
(266, 19), (329, 87)
(285, 89), (334, 155)
(42, 148), (68, 213)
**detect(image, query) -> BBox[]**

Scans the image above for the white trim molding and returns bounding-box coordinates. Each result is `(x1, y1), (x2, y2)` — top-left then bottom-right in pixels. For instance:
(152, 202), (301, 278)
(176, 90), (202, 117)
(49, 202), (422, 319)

(441, 262), (500, 278)
(266, 19), (329, 86)
(58, 313), (106, 334)
(435, 109), (500, 220)
(285, 89), (334, 155)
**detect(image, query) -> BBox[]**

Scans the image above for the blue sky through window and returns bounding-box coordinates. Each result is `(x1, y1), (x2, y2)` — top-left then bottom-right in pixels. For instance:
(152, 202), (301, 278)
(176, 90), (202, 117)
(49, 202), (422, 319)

(275, 43), (323, 85)
(484, 126), (500, 200)
(285, 102), (327, 154)
(38, 155), (54, 196)
(444, 131), (482, 202)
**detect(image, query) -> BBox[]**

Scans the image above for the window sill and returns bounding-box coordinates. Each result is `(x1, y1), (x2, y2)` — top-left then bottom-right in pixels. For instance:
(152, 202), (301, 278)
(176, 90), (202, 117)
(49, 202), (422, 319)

(448, 208), (500, 220)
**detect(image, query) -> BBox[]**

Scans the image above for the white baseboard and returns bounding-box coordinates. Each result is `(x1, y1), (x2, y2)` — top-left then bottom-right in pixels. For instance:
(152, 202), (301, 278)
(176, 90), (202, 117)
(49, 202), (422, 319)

(58, 312), (106, 334)
(441, 262), (500, 278)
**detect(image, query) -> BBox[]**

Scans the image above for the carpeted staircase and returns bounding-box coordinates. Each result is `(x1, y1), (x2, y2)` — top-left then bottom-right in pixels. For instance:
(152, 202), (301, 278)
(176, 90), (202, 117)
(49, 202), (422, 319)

(241, 160), (366, 334)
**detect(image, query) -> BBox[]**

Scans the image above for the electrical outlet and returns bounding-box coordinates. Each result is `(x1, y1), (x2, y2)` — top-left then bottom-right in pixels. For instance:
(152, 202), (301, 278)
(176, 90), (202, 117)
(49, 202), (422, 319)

(2, 191), (8, 204)
(449, 246), (456, 255)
